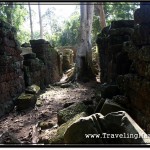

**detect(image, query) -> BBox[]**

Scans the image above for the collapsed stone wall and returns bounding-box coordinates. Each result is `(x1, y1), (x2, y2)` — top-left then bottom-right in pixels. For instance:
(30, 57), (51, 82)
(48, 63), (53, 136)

(30, 39), (61, 85)
(118, 4), (150, 133)
(23, 53), (46, 89)
(96, 4), (150, 133)
(0, 20), (25, 116)
(96, 20), (134, 83)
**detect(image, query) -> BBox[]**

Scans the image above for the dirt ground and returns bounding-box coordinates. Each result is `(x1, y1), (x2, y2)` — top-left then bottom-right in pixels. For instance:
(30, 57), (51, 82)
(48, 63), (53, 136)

(0, 81), (97, 144)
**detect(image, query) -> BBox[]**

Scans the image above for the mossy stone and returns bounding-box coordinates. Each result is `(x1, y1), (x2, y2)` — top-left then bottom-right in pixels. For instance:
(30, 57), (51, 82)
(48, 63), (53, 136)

(25, 84), (40, 94)
(57, 102), (88, 125)
(48, 112), (87, 144)
(17, 93), (37, 110)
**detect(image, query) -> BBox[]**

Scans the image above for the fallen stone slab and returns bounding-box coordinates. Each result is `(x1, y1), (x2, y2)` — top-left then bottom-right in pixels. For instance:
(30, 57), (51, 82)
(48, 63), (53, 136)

(57, 102), (88, 125)
(101, 111), (150, 144)
(64, 113), (104, 144)
(64, 111), (150, 144)
(48, 112), (87, 144)
(100, 98), (126, 116)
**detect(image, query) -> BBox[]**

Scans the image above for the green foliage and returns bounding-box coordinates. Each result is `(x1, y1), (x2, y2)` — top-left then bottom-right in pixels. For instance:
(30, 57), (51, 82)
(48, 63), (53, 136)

(104, 2), (140, 25)
(56, 11), (80, 46)
(0, 3), (28, 44)
(0, 3), (140, 46)
(17, 29), (30, 44)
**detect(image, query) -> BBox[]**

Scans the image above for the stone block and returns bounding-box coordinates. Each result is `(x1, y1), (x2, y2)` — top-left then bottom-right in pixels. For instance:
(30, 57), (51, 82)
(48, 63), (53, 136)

(25, 84), (40, 94)
(57, 102), (88, 125)
(134, 8), (150, 24)
(17, 93), (37, 111)
(100, 99), (126, 116)
(111, 20), (134, 29)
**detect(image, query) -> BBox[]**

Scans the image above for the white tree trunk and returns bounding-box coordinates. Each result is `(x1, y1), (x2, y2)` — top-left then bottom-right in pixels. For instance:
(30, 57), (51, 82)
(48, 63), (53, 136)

(28, 3), (33, 40)
(76, 2), (95, 81)
(87, 3), (94, 65)
(38, 2), (43, 39)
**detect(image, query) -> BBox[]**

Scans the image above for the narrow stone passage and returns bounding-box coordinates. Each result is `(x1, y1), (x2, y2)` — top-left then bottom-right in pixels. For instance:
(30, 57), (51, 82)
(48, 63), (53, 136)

(0, 81), (96, 144)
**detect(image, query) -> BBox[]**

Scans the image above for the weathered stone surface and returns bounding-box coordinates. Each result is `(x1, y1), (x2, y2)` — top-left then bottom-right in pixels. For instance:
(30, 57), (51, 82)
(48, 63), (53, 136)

(109, 28), (134, 36)
(64, 113), (104, 144)
(134, 8), (150, 24)
(57, 102), (88, 125)
(109, 44), (123, 55)
(100, 83), (120, 99)
(0, 19), (25, 117)
(117, 74), (150, 116)
(30, 40), (61, 85)
(21, 47), (32, 56)
(111, 20), (134, 29)
(16, 93), (37, 110)
(116, 51), (132, 75)
(97, 7), (150, 138)
(48, 112), (87, 144)
(23, 57), (46, 89)
(95, 98), (106, 113)
(100, 99), (126, 116)
(64, 111), (150, 144)
(133, 60), (150, 80)
(96, 20), (133, 83)
(108, 35), (130, 45)
(138, 46), (150, 62)
(102, 111), (150, 144)
(132, 24), (150, 46)
(25, 84), (40, 94)
(23, 53), (36, 60)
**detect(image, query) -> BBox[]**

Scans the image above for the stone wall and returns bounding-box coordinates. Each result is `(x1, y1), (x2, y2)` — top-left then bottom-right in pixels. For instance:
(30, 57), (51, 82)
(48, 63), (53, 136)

(96, 4), (150, 133)
(30, 39), (61, 85)
(23, 53), (46, 89)
(117, 4), (150, 133)
(96, 20), (134, 83)
(0, 20), (25, 116)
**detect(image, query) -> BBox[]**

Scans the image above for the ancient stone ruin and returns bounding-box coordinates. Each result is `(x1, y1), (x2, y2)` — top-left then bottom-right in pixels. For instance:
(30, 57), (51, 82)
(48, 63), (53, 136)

(0, 20), (71, 114)
(1, 2), (150, 146)
(96, 3), (150, 134)
(0, 20), (25, 117)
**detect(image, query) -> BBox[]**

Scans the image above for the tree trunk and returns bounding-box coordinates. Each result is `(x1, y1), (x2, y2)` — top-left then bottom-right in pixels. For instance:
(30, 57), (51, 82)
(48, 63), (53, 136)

(99, 2), (106, 29)
(38, 2), (43, 39)
(28, 3), (34, 40)
(76, 2), (95, 82)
